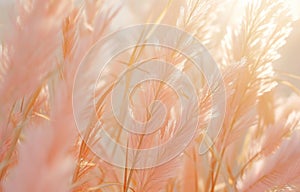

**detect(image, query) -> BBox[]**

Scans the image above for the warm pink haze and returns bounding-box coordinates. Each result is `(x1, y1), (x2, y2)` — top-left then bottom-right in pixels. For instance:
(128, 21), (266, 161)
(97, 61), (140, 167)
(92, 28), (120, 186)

(0, 0), (300, 192)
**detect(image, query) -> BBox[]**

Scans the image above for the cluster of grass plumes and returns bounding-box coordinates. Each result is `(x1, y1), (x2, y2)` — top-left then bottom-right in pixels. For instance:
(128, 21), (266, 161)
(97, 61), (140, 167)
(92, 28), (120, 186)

(0, 0), (300, 191)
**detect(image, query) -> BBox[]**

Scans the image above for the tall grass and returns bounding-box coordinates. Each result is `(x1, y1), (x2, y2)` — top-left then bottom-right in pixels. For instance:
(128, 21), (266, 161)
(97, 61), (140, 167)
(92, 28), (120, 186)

(0, 0), (299, 191)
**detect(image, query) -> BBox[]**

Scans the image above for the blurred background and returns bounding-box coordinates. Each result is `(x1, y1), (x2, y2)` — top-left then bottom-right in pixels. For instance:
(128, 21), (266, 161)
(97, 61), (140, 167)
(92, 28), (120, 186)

(1, 0), (299, 93)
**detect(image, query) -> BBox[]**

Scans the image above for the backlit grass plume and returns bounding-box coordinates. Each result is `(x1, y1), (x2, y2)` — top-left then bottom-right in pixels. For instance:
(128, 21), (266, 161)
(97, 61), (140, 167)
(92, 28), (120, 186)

(0, 0), (299, 191)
